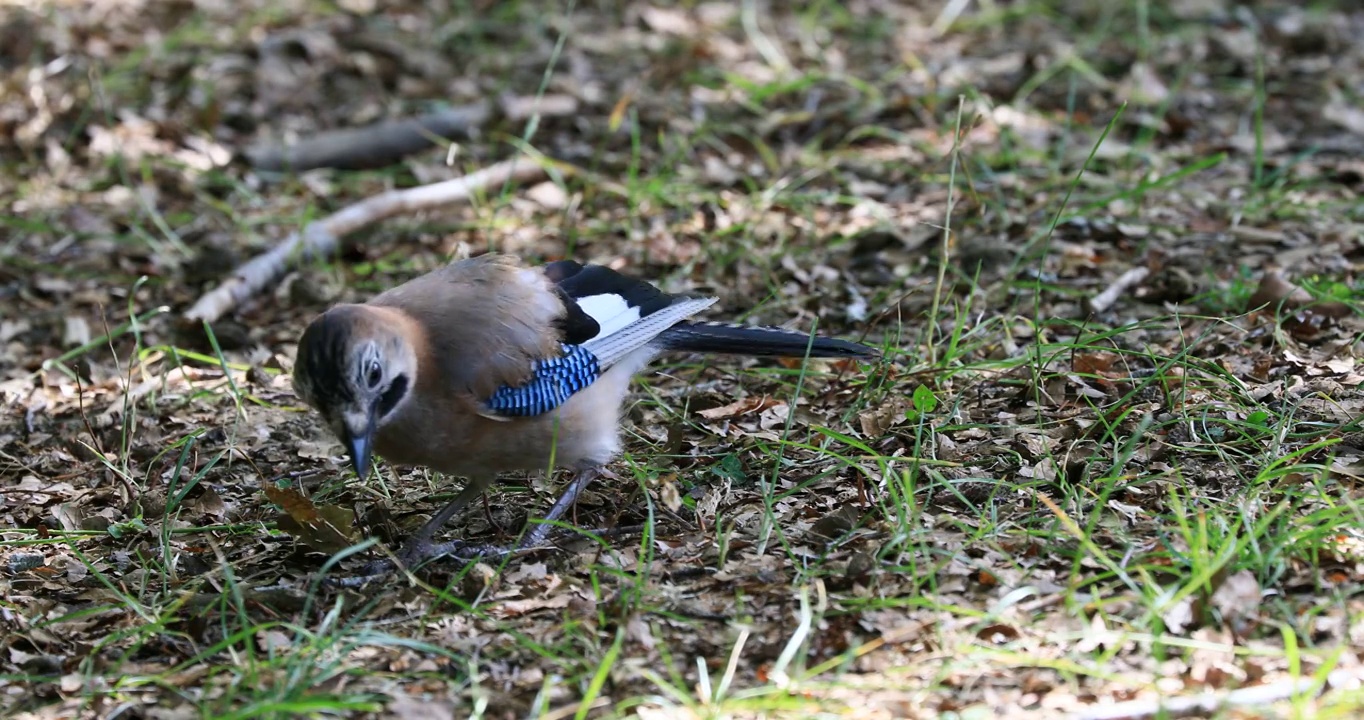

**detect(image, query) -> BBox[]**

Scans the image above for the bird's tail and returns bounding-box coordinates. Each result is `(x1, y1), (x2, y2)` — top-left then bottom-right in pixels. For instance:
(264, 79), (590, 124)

(654, 321), (877, 360)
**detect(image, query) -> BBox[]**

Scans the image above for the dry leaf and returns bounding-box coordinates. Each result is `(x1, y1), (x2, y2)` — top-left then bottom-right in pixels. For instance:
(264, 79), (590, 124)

(656, 473), (682, 512)
(526, 181), (568, 210)
(639, 6), (695, 35)
(697, 395), (780, 420)
(1247, 270), (1314, 312)
(263, 483), (357, 554)
(1210, 569), (1261, 634)
(488, 593), (574, 618)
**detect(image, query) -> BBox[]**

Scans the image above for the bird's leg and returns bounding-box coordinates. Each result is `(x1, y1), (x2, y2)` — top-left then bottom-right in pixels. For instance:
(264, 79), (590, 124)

(351, 477), (491, 577)
(402, 479), (488, 559)
(338, 469), (607, 584)
(481, 493), (499, 534)
(516, 465), (602, 550)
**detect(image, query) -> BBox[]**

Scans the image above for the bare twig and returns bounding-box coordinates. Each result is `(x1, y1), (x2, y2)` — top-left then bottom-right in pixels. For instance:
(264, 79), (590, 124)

(244, 102), (494, 172)
(183, 157), (549, 324)
(1086, 266), (1151, 315)
(243, 94), (579, 173)
(1072, 669), (1356, 720)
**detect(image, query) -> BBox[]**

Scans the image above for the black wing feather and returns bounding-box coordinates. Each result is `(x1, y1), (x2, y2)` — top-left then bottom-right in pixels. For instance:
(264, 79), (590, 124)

(551, 263), (677, 316)
(655, 321), (878, 359)
(552, 286), (602, 345)
(541, 261), (877, 359)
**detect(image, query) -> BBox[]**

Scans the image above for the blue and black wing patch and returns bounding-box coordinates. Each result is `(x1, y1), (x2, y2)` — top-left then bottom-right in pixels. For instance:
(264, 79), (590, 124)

(483, 343), (602, 417)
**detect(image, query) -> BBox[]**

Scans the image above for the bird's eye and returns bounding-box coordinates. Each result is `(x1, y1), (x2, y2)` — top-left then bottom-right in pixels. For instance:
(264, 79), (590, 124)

(365, 363), (382, 389)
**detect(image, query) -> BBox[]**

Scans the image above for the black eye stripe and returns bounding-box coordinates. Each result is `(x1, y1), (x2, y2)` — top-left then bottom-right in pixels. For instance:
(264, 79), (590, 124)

(377, 374), (408, 418)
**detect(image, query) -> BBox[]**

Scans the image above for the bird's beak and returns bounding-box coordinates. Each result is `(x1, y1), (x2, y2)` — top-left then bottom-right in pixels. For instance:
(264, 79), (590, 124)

(347, 432), (372, 479)
(342, 407), (378, 479)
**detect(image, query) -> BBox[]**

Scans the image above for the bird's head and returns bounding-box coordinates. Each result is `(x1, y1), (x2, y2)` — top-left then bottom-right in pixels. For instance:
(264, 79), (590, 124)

(292, 305), (417, 480)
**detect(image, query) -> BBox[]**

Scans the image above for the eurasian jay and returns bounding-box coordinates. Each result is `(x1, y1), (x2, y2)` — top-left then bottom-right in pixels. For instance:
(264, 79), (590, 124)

(291, 253), (876, 571)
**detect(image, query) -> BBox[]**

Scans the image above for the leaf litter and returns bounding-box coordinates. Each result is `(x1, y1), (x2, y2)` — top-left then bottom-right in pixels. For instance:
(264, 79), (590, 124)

(2, 1), (1364, 718)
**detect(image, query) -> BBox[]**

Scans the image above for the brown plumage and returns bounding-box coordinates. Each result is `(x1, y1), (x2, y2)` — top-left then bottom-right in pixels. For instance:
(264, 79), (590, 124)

(292, 253), (878, 573)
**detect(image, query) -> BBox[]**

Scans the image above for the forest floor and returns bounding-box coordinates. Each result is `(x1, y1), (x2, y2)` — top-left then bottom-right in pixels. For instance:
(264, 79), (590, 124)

(3, 1), (1364, 718)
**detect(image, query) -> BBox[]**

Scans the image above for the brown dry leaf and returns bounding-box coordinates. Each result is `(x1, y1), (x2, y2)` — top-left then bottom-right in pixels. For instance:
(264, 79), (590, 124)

(642, 217), (701, 265)
(990, 105), (1056, 152)
(337, 0), (377, 14)
(1120, 62), (1170, 105)
(697, 395), (781, 420)
(263, 483), (322, 525)
(488, 592), (574, 619)
(1247, 270), (1352, 319)
(505, 562), (549, 584)
(87, 114), (176, 162)
(656, 472), (682, 512)
(1072, 352), (1117, 376)
(625, 613), (657, 651)
(1283, 349), (1358, 379)
(1323, 356), (1355, 374)
(1210, 569), (1261, 635)
(15, 476), (76, 505)
(525, 181), (568, 210)
(975, 623), (1020, 644)
(1163, 597), (1196, 635)
(810, 504), (862, 539)
(188, 486), (227, 519)
(639, 5), (696, 35)
(756, 401), (793, 432)
(1186, 629), (1243, 688)
(387, 693), (456, 720)
(1248, 270), (1315, 312)
(1324, 89), (1364, 136)
(1330, 456), (1364, 482)
(1075, 612), (1121, 653)
(50, 503), (84, 532)
(263, 483), (356, 554)
(859, 395), (910, 436)
(62, 316), (90, 347)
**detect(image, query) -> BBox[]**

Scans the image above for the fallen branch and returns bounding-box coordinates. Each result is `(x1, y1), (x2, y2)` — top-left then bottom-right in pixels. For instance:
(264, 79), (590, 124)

(183, 157), (548, 324)
(243, 102), (494, 172)
(243, 94), (580, 173)
(1086, 266), (1151, 315)
(1072, 668), (1356, 720)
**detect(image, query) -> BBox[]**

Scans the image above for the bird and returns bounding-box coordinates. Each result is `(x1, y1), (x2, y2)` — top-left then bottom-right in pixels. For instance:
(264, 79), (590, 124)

(291, 252), (877, 572)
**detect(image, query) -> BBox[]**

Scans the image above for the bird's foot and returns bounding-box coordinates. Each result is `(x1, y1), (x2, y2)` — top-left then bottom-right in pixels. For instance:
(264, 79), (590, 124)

(322, 538), (499, 587)
(322, 523), (650, 588)
(323, 466), (624, 587)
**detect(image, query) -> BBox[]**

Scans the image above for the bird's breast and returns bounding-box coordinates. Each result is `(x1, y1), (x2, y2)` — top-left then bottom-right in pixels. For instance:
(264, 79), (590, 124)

(369, 357), (640, 479)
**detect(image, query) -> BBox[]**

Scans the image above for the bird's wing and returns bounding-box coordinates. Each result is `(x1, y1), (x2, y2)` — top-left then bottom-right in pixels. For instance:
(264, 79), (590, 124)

(479, 259), (715, 418)
(543, 260), (717, 368)
(379, 255), (713, 420)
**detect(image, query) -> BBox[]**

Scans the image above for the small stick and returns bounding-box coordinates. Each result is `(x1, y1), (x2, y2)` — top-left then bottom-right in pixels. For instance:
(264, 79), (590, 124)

(183, 157), (549, 324)
(243, 94), (579, 173)
(1086, 266), (1151, 315)
(244, 102), (494, 173)
(1072, 669), (1353, 720)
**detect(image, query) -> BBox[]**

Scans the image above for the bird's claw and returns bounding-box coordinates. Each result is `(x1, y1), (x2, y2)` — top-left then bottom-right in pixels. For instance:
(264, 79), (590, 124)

(320, 522), (649, 587)
(321, 537), (531, 587)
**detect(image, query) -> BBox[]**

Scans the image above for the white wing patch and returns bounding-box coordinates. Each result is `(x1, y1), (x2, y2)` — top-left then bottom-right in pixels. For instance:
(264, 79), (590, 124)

(585, 296), (717, 369)
(576, 293), (643, 342)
